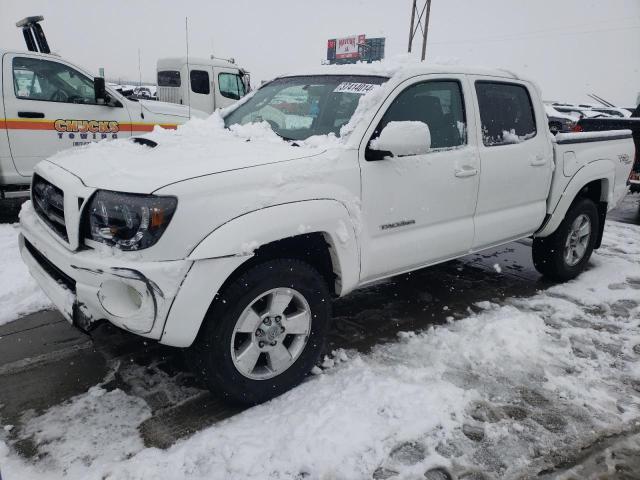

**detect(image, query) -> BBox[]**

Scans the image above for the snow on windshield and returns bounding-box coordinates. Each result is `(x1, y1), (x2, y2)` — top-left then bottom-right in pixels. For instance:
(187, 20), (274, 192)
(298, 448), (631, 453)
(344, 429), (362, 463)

(223, 75), (388, 141)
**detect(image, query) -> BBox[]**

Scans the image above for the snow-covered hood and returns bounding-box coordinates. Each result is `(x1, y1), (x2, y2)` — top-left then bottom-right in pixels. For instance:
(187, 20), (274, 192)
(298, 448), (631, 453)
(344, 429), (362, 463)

(45, 117), (332, 194)
(138, 99), (207, 119)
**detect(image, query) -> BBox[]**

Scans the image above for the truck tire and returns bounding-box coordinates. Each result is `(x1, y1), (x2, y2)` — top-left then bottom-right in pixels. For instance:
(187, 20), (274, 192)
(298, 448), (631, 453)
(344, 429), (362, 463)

(532, 197), (599, 281)
(189, 258), (331, 405)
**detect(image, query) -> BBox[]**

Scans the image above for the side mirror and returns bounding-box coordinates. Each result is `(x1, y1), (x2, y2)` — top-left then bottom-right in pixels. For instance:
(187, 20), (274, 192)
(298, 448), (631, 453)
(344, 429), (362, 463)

(368, 121), (431, 160)
(94, 77), (107, 104)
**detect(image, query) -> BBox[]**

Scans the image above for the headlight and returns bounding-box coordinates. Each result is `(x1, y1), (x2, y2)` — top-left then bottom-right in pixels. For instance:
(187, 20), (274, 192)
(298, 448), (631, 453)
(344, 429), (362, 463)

(84, 191), (177, 251)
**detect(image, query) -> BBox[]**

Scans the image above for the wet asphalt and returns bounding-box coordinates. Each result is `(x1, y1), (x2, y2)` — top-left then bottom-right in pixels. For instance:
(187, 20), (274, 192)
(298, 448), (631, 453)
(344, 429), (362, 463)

(0, 193), (639, 474)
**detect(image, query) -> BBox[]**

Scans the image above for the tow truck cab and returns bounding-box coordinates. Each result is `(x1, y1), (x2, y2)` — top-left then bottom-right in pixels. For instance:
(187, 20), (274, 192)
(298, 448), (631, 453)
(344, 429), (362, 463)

(157, 56), (250, 114)
(1, 16), (204, 200)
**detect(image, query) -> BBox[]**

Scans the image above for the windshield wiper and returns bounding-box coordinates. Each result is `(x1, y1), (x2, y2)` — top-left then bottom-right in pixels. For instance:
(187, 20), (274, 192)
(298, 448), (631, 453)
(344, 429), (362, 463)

(272, 131), (300, 144)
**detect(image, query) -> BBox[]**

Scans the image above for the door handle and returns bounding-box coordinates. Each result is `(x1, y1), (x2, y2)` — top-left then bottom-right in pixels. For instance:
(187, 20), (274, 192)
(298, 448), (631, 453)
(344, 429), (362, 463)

(454, 166), (478, 178)
(530, 155), (547, 167)
(18, 111), (45, 118)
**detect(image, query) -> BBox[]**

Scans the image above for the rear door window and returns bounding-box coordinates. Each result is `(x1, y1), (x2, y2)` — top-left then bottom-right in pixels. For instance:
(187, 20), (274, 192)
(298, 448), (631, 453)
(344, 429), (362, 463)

(157, 70), (181, 87)
(190, 70), (210, 95)
(475, 82), (536, 146)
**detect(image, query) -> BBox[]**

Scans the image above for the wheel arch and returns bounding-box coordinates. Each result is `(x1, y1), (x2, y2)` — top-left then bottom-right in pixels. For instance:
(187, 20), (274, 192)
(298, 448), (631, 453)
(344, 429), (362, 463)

(536, 161), (613, 239)
(188, 199), (360, 295)
(159, 200), (360, 348)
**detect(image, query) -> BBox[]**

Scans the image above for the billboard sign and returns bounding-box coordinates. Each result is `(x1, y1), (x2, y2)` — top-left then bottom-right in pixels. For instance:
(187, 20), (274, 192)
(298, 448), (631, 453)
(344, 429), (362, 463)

(335, 34), (365, 60)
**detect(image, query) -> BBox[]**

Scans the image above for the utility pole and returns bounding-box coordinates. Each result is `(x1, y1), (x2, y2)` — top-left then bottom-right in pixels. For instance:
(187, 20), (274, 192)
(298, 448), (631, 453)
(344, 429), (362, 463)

(408, 0), (432, 61)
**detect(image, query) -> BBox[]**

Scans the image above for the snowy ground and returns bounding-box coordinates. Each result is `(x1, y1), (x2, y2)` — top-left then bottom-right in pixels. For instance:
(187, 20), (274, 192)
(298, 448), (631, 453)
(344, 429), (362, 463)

(0, 224), (50, 326)
(0, 219), (639, 479)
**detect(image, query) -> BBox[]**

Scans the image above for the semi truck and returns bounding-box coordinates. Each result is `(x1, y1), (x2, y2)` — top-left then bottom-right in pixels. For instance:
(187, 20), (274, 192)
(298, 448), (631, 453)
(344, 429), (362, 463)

(157, 56), (250, 114)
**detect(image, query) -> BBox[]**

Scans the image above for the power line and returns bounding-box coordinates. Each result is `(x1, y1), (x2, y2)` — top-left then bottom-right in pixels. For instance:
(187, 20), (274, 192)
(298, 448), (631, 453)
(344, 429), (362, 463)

(430, 24), (640, 46)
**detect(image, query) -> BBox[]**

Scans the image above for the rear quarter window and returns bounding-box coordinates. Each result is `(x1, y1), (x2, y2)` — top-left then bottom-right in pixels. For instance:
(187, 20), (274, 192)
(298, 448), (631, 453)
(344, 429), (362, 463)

(475, 81), (537, 146)
(158, 71), (181, 87)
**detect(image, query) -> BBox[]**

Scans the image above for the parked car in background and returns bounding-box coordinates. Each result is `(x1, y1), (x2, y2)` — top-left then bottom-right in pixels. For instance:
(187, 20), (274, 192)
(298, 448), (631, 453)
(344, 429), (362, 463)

(544, 104), (575, 134)
(133, 86), (157, 100)
(589, 107), (632, 118)
(157, 56), (250, 114)
(19, 64), (634, 404)
(552, 105), (611, 121)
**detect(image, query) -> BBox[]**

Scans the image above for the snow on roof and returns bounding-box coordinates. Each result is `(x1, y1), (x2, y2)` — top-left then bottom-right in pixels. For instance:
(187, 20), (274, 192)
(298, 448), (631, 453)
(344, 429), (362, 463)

(544, 104), (575, 121)
(0, 48), (62, 59)
(157, 56), (240, 70)
(275, 57), (520, 82)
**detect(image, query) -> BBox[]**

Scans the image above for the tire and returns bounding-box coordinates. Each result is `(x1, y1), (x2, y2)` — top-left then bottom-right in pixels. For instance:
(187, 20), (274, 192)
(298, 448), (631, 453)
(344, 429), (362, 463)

(188, 258), (331, 405)
(532, 197), (599, 281)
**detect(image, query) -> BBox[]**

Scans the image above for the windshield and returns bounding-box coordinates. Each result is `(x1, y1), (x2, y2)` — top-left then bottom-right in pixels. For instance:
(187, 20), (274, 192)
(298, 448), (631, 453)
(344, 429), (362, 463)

(224, 75), (388, 141)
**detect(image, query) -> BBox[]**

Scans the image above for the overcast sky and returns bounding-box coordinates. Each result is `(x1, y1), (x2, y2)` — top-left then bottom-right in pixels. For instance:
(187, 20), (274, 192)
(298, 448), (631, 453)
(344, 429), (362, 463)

(1, 0), (638, 106)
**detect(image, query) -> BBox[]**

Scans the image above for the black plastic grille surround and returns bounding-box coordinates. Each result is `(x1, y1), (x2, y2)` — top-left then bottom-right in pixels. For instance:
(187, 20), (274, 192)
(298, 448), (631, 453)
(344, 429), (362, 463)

(24, 239), (75, 293)
(32, 174), (68, 241)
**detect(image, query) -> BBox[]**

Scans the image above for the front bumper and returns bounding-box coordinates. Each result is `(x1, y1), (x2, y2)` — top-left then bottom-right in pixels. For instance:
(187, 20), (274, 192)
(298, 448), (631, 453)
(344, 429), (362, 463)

(19, 201), (192, 340)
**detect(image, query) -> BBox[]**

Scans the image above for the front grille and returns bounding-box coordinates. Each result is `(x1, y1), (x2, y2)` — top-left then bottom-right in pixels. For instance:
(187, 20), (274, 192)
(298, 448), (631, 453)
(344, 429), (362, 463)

(32, 175), (68, 241)
(24, 239), (76, 293)
(157, 86), (181, 105)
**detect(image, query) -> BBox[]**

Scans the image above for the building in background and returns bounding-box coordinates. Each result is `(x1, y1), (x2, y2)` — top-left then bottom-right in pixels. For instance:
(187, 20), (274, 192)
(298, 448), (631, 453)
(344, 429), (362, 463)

(326, 35), (385, 64)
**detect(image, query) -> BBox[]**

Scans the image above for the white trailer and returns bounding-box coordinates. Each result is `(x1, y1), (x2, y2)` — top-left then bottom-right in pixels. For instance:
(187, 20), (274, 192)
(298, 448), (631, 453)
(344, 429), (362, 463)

(157, 57), (250, 114)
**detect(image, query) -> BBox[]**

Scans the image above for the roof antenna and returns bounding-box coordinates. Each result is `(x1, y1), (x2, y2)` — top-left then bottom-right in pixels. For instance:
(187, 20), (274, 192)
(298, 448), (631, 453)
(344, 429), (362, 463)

(185, 17), (191, 120)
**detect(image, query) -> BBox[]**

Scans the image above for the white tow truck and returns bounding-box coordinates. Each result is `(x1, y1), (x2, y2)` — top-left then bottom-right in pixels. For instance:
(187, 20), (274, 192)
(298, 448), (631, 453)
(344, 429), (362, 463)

(19, 63), (634, 404)
(0, 17), (204, 202)
(157, 56), (250, 114)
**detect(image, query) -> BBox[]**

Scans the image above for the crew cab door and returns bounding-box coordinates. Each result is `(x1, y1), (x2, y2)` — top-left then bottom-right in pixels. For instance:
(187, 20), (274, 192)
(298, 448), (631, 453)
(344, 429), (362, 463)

(216, 68), (247, 109)
(358, 75), (480, 282)
(2, 53), (132, 177)
(469, 78), (553, 249)
(186, 65), (215, 114)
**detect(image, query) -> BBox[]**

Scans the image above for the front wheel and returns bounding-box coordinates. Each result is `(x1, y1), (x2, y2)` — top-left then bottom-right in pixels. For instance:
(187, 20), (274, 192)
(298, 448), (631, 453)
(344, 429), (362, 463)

(532, 197), (599, 281)
(189, 258), (331, 405)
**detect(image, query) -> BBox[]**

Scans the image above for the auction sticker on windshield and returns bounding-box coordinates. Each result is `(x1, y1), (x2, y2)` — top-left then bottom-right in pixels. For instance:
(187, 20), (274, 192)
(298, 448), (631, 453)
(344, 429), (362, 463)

(333, 82), (378, 95)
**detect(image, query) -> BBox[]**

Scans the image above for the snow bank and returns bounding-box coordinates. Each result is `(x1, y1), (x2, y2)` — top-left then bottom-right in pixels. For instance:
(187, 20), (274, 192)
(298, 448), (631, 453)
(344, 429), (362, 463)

(1, 220), (639, 479)
(0, 223), (50, 326)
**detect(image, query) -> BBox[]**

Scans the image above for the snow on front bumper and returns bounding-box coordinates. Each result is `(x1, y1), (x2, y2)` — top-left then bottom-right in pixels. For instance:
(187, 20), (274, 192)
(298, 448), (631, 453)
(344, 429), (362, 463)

(19, 201), (191, 339)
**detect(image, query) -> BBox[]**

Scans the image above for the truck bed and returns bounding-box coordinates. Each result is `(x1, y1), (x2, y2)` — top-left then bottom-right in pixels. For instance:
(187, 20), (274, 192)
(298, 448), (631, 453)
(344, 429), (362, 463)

(548, 130), (635, 215)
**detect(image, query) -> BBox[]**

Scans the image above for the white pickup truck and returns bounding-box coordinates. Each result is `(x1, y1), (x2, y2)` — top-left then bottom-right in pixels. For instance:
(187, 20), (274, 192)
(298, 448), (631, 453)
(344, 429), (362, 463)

(19, 64), (634, 404)
(0, 48), (203, 201)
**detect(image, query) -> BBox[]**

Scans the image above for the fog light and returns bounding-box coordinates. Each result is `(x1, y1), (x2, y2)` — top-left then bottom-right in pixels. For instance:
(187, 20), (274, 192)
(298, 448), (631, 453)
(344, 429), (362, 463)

(98, 279), (145, 318)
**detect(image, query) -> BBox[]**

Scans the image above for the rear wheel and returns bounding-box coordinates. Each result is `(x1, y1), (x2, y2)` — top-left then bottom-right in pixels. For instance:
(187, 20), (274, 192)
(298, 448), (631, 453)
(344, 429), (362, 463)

(532, 197), (599, 281)
(189, 258), (331, 405)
